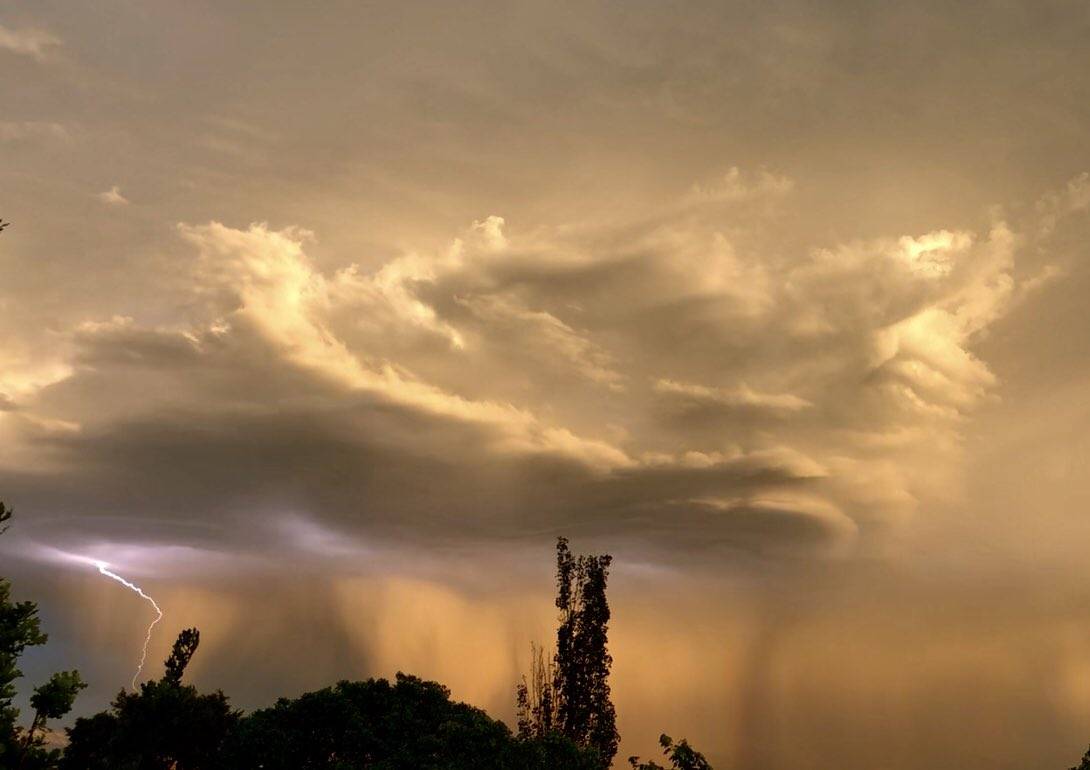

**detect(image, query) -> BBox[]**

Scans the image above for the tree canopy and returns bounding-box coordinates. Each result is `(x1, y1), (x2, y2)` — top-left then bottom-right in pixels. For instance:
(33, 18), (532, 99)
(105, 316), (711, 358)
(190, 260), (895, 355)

(1, 502), (86, 769)
(63, 628), (239, 770)
(226, 673), (597, 770)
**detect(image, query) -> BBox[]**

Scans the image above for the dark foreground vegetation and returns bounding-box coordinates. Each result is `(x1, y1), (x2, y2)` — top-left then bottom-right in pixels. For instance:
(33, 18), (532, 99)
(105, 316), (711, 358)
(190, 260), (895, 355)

(1, 501), (710, 769)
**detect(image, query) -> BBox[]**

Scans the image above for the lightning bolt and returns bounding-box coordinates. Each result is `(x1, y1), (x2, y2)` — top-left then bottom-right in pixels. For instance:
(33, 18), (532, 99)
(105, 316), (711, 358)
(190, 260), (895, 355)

(93, 560), (164, 690)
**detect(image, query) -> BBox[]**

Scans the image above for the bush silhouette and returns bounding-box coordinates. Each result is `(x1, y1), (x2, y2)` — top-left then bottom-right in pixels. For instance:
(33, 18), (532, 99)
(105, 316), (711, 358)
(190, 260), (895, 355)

(62, 628), (239, 770)
(225, 672), (598, 770)
(629, 734), (714, 770)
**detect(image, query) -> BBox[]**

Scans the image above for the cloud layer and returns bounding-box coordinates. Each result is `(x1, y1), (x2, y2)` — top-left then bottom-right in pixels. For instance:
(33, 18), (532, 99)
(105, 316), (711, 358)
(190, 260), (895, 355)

(4, 171), (1081, 565)
(0, 23), (59, 60)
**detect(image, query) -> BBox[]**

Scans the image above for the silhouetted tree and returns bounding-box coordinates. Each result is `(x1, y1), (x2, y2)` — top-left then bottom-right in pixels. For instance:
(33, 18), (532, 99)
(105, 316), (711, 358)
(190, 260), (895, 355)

(0, 502), (85, 769)
(20, 671), (87, 767)
(224, 672), (598, 770)
(552, 537), (618, 768)
(515, 641), (556, 739)
(62, 627), (238, 770)
(163, 628), (200, 686)
(629, 734), (714, 770)
(56, 714), (117, 770)
(515, 538), (619, 767)
(0, 504), (44, 752)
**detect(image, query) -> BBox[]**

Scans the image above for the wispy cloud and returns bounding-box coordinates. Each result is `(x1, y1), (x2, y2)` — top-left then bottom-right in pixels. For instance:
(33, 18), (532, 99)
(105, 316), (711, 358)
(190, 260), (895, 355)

(96, 186), (129, 206)
(0, 121), (71, 143)
(0, 23), (60, 60)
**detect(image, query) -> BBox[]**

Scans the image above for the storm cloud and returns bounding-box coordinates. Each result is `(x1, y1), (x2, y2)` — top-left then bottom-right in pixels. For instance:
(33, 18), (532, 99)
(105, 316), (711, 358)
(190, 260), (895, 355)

(2, 178), (1065, 558)
(3, 2), (1090, 768)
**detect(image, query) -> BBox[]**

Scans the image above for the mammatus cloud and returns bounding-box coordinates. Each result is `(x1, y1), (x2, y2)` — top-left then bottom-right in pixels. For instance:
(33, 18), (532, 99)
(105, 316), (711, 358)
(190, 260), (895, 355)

(0, 172), (1085, 563)
(0, 23), (60, 60)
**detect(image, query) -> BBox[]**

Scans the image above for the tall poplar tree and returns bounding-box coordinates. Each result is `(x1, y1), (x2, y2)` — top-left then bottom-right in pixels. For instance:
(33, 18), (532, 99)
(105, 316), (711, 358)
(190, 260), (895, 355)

(548, 537), (619, 768)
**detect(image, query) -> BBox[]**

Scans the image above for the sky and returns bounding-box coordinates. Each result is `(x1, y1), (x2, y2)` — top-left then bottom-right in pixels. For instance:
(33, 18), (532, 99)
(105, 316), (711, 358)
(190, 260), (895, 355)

(2, 1), (1090, 767)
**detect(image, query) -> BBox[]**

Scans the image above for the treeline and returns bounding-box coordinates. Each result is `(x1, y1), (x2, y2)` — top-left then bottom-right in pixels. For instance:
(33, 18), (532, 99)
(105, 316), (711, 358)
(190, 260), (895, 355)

(1, 502), (709, 769)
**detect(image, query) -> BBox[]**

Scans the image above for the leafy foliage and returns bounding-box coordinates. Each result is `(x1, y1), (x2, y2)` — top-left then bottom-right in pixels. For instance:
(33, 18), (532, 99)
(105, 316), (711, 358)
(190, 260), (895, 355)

(30, 671), (86, 724)
(1, 501), (86, 769)
(515, 641), (556, 739)
(628, 734), (714, 770)
(551, 537), (619, 768)
(19, 671), (88, 767)
(62, 628), (239, 770)
(0, 561), (48, 746)
(225, 672), (598, 770)
(0, 573), (45, 735)
(163, 628), (200, 686)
